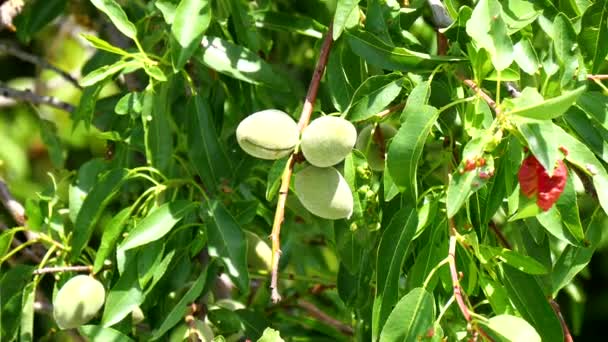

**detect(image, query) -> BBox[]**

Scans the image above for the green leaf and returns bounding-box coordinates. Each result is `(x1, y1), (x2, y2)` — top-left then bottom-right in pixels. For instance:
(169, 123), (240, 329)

(579, 1), (608, 73)
(372, 205), (418, 340)
(379, 288), (435, 342)
(91, 0), (138, 40)
(563, 106), (608, 163)
(195, 36), (290, 89)
(171, 0), (211, 70)
(72, 168), (129, 261)
(552, 208), (607, 295)
(119, 201), (194, 251)
(0, 228), (21, 258)
(490, 247), (548, 275)
(203, 200), (249, 292)
(73, 82), (105, 128)
(500, 0), (541, 34)
(0, 265), (36, 341)
(155, 0), (177, 24)
(501, 264), (563, 342)
(81, 59), (140, 87)
(94, 206), (131, 273)
(333, 0), (361, 39)
(252, 11), (326, 39)
(466, 0), (513, 70)
(79, 325), (134, 342)
(187, 94), (233, 189)
(345, 30), (464, 71)
(327, 40), (363, 112)
(258, 327), (285, 342)
(343, 152), (365, 220)
(506, 86), (586, 120)
(39, 119), (64, 168)
(553, 13), (580, 86)
(265, 158), (288, 202)
(387, 104), (438, 198)
(482, 314), (541, 342)
(151, 261), (216, 340)
(344, 73), (402, 121)
(14, 0), (66, 43)
(102, 258), (143, 327)
(513, 38), (540, 75)
(142, 86), (172, 173)
(555, 126), (608, 216)
(142, 64), (167, 81)
(81, 34), (130, 56)
(19, 282), (35, 342)
(516, 119), (560, 174)
(576, 91), (608, 131)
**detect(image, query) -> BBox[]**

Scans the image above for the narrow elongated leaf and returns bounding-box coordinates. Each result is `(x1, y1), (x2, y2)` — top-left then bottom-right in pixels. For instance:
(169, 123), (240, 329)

(579, 1), (608, 73)
(143, 86), (172, 173)
(0, 227), (22, 257)
(187, 94), (233, 189)
(489, 247), (547, 275)
(0, 265), (35, 341)
(73, 82), (105, 128)
(501, 264), (563, 342)
(513, 38), (540, 75)
(72, 168), (129, 261)
(344, 73), (402, 121)
(196, 36), (290, 89)
(120, 201), (194, 251)
(507, 86), (586, 120)
(81, 59), (140, 87)
(387, 104), (438, 197)
(333, 0), (361, 39)
(102, 259), (143, 327)
(203, 200), (249, 292)
(516, 119), (560, 175)
(94, 206), (131, 273)
(19, 282), (35, 342)
(576, 92), (608, 131)
(482, 314), (541, 342)
(379, 288), (435, 342)
(553, 13), (579, 86)
(343, 152), (365, 220)
(563, 106), (608, 163)
(372, 205), (418, 340)
(171, 0), (211, 69)
(252, 11), (326, 39)
(346, 30), (464, 71)
(81, 34), (130, 55)
(91, 0), (138, 40)
(151, 261), (215, 340)
(327, 40), (363, 112)
(14, 0), (66, 43)
(79, 325), (134, 342)
(552, 208), (606, 295)
(466, 0), (513, 70)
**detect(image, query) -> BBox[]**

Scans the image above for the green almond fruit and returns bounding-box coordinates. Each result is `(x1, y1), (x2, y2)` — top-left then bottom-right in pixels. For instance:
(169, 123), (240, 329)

(355, 123), (398, 171)
(53, 275), (105, 329)
(236, 109), (299, 160)
(294, 166), (354, 220)
(169, 319), (215, 342)
(301, 116), (357, 167)
(245, 230), (272, 270)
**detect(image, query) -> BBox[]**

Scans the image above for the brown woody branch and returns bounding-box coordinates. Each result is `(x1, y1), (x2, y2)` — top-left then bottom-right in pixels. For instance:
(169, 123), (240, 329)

(448, 220), (472, 322)
(32, 265), (93, 275)
(0, 82), (75, 112)
(550, 299), (574, 342)
(297, 299), (354, 336)
(0, 41), (81, 88)
(587, 74), (608, 80)
(269, 22), (334, 303)
(0, 178), (26, 226)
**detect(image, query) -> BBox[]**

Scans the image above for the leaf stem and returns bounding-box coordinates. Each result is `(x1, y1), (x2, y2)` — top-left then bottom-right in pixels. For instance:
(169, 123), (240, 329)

(270, 21), (334, 303)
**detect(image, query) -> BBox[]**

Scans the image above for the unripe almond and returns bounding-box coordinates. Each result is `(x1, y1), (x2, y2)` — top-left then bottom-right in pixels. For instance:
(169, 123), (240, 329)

(294, 166), (354, 220)
(355, 123), (398, 171)
(300, 116), (357, 167)
(236, 109), (299, 160)
(244, 231), (272, 270)
(169, 319), (214, 342)
(53, 275), (105, 329)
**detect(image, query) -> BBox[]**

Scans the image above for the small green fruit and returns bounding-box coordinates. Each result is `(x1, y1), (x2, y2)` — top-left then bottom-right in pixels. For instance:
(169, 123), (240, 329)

(236, 109), (299, 160)
(169, 319), (214, 342)
(355, 123), (398, 171)
(300, 116), (357, 167)
(294, 166), (354, 220)
(53, 275), (105, 329)
(245, 231), (272, 270)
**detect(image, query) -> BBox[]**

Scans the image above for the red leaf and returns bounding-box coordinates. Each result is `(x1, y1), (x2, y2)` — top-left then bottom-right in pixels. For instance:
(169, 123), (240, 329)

(518, 155), (568, 211)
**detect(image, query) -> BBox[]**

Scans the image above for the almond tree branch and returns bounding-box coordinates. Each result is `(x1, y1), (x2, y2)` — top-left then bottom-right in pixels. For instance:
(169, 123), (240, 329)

(0, 178), (26, 226)
(32, 265), (93, 275)
(270, 22), (334, 303)
(587, 74), (608, 80)
(550, 299), (574, 342)
(0, 82), (75, 112)
(0, 41), (82, 89)
(297, 299), (354, 336)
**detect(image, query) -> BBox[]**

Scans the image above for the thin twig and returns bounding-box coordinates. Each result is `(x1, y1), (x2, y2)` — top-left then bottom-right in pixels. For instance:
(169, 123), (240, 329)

(489, 221), (511, 249)
(0, 178), (26, 226)
(550, 299), (574, 342)
(0, 0), (24, 31)
(459, 77), (499, 113)
(448, 220), (471, 322)
(0, 41), (82, 88)
(375, 102), (405, 119)
(32, 265), (93, 275)
(269, 22), (334, 303)
(587, 74), (608, 80)
(297, 299), (354, 336)
(0, 82), (75, 112)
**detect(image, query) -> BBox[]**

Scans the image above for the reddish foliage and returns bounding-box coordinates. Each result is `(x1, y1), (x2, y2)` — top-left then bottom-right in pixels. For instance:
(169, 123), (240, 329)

(518, 155), (568, 211)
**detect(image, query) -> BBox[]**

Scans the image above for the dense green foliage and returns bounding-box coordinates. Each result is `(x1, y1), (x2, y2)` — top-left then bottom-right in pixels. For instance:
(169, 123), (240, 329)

(1, 0), (608, 341)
